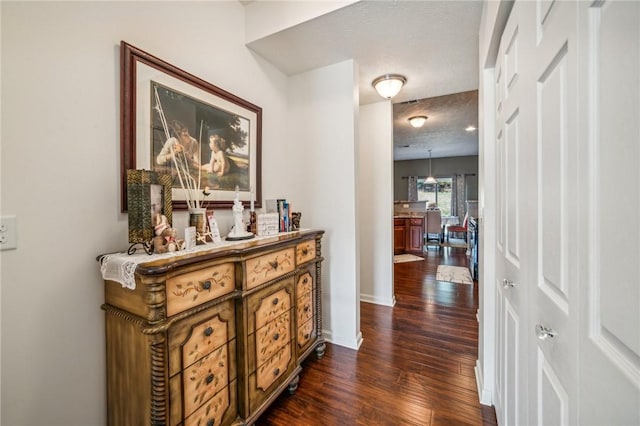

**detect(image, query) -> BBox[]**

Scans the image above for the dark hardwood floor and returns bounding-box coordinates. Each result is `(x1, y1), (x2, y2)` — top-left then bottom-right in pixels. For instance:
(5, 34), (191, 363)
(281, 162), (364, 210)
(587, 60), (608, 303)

(257, 247), (497, 425)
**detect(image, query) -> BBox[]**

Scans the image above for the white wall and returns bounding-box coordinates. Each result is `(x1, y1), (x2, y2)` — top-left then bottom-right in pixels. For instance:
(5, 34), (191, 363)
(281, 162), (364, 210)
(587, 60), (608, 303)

(288, 60), (362, 350)
(0, 2), (291, 424)
(393, 156), (480, 201)
(359, 102), (394, 306)
(244, 0), (358, 44)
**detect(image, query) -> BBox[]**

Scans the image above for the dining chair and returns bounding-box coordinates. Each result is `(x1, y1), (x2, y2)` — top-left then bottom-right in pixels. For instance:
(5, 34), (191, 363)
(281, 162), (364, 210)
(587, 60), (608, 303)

(447, 212), (468, 241)
(425, 209), (443, 249)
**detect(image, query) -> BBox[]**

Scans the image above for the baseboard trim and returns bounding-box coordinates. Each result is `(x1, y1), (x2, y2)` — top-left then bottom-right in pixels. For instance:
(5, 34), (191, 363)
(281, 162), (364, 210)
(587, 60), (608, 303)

(323, 329), (363, 350)
(475, 360), (493, 406)
(360, 293), (396, 306)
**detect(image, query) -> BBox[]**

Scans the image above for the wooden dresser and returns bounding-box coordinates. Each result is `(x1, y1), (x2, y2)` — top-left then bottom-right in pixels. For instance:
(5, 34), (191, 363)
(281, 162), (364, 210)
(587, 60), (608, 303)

(101, 230), (325, 425)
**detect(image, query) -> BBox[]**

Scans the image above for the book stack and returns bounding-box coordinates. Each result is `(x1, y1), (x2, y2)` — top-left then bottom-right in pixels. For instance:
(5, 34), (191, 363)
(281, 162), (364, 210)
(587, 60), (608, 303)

(266, 198), (294, 232)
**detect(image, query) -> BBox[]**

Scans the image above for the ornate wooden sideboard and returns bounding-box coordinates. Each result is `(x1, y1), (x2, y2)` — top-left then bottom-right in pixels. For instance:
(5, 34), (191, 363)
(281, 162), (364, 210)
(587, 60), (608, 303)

(100, 230), (325, 425)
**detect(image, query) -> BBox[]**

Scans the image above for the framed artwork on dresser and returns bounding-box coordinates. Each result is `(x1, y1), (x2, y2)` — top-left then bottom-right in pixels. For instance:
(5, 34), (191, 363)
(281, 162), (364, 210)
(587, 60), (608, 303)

(120, 41), (262, 212)
(126, 169), (172, 244)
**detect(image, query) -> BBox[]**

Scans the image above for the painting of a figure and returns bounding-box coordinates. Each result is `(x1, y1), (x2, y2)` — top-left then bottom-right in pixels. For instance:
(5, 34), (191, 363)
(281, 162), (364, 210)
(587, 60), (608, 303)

(151, 82), (250, 192)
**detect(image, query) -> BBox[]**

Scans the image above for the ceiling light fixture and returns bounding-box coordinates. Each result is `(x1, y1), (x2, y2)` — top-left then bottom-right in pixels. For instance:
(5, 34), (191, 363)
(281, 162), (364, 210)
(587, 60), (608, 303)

(408, 115), (428, 128)
(465, 125), (477, 132)
(372, 74), (407, 99)
(426, 150), (437, 184)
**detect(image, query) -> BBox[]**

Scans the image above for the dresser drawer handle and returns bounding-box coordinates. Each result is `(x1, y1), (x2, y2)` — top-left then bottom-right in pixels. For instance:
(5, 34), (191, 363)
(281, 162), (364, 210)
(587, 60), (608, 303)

(273, 368), (280, 377)
(205, 373), (214, 384)
(301, 248), (308, 255)
(269, 260), (279, 269)
(272, 297), (279, 305)
(202, 280), (212, 290)
(273, 333), (280, 341)
(303, 305), (310, 313)
(207, 419), (215, 426)
(304, 333), (310, 339)
(302, 277), (308, 284)
(204, 327), (214, 337)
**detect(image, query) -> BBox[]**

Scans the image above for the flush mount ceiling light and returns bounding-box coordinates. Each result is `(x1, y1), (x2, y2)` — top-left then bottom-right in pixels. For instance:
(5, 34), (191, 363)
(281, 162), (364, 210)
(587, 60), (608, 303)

(372, 74), (407, 99)
(426, 150), (437, 184)
(408, 115), (428, 128)
(465, 125), (477, 132)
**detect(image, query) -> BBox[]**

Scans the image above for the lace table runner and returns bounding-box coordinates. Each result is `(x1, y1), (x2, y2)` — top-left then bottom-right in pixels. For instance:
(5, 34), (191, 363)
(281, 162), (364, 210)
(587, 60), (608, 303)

(99, 231), (304, 290)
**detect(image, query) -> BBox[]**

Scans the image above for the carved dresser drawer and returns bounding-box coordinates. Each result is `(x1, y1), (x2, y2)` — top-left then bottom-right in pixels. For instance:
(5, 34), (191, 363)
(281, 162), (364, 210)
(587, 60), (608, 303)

(295, 269), (316, 354)
(183, 380), (237, 426)
(249, 285), (292, 334)
(295, 240), (316, 265)
(246, 278), (295, 414)
(181, 345), (230, 416)
(249, 310), (291, 371)
(297, 292), (313, 325)
(248, 342), (294, 413)
(245, 248), (295, 290)
(168, 300), (237, 425)
(296, 271), (313, 297)
(166, 262), (235, 316)
(297, 318), (315, 349)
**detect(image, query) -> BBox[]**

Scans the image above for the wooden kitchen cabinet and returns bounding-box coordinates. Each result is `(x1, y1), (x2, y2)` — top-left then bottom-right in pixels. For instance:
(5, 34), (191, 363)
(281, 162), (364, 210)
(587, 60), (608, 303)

(394, 218), (406, 253)
(394, 216), (424, 255)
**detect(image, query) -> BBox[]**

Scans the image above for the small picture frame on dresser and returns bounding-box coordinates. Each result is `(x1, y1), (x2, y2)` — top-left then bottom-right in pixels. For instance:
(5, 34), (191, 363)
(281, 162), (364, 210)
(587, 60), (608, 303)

(126, 169), (172, 244)
(184, 226), (197, 250)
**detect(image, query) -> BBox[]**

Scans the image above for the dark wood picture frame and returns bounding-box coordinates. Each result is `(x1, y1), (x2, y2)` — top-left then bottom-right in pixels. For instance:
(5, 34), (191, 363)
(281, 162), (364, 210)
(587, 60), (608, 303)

(120, 41), (262, 212)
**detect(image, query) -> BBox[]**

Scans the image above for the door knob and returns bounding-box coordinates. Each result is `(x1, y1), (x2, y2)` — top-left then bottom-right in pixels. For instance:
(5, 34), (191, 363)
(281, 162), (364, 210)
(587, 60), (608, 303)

(535, 324), (557, 340)
(503, 278), (515, 288)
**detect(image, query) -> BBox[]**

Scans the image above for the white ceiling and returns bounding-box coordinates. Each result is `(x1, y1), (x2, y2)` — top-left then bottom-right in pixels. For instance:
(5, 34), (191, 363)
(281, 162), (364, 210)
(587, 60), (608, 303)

(245, 0), (483, 160)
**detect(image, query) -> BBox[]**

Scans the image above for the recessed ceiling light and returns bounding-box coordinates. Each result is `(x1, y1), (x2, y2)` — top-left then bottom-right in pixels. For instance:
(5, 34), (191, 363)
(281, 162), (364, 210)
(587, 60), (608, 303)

(465, 125), (477, 132)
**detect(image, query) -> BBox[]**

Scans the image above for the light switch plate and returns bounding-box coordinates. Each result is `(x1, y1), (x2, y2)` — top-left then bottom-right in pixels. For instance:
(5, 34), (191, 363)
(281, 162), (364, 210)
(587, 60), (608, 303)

(1, 215), (17, 250)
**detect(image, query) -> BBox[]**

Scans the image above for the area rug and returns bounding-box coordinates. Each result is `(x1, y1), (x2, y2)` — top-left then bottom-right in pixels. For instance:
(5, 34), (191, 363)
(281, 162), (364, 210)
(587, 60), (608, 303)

(442, 239), (468, 249)
(393, 254), (424, 263)
(436, 265), (474, 285)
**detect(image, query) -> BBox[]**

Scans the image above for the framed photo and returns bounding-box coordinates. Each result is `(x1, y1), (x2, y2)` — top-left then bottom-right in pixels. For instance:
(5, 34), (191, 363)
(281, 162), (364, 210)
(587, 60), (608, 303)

(127, 169), (173, 243)
(120, 41), (262, 211)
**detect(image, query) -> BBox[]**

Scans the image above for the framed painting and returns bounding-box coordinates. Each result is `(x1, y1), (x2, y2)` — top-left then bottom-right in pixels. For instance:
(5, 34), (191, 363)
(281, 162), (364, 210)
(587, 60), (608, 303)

(126, 169), (172, 244)
(120, 41), (262, 211)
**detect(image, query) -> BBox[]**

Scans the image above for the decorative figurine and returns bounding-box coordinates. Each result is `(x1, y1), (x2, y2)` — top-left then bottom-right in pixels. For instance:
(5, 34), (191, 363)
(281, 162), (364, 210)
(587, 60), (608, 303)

(227, 186), (255, 241)
(152, 214), (184, 253)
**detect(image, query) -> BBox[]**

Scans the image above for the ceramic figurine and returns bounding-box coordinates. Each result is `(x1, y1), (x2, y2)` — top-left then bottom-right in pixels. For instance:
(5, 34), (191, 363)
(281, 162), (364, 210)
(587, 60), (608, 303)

(227, 186), (255, 241)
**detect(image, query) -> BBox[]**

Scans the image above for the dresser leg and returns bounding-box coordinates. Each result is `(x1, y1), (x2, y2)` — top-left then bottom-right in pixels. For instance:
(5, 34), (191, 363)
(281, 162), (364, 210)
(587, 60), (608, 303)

(315, 342), (326, 359)
(287, 374), (300, 394)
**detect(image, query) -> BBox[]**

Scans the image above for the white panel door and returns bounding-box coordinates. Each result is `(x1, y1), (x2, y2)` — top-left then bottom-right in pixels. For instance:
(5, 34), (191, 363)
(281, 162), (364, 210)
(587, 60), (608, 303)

(577, 1), (640, 424)
(528, 0), (580, 424)
(494, 2), (535, 424)
(490, 1), (639, 424)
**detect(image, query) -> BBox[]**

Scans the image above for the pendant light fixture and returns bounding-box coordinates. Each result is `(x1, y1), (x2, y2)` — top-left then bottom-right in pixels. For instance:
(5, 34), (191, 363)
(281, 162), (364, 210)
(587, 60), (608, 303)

(408, 115), (428, 128)
(426, 150), (437, 184)
(372, 74), (407, 99)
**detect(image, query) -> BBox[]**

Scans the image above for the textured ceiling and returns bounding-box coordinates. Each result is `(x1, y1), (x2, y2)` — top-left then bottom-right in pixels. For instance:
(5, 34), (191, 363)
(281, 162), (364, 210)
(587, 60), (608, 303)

(394, 90), (478, 160)
(245, 1), (482, 160)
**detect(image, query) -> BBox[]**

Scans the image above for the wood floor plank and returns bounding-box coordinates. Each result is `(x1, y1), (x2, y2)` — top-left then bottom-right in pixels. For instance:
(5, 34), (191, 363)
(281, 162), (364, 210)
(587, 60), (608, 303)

(257, 247), (497, 425)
